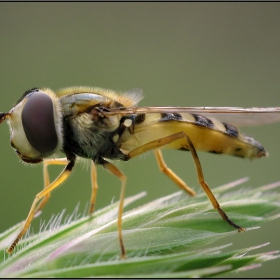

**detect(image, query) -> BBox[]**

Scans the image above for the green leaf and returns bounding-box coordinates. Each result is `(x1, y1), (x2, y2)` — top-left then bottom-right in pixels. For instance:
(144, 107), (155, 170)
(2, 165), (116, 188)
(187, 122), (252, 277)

(0, 178), (279, 278)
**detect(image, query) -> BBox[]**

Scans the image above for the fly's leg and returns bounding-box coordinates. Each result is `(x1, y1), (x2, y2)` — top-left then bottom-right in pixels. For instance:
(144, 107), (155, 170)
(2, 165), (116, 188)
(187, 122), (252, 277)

(185, 135), (245, 232)
(37, 159), (98, 216)
(89, 162), (99, 215)
(35, 158), (69, 215)
(154, 149), (196, 196)
(6, 160), (75, 254)
(103, 137), (185, 259)
(128, 132), (186, 159)
(127, 131), (244, 232)
(102, 161), (127, 259)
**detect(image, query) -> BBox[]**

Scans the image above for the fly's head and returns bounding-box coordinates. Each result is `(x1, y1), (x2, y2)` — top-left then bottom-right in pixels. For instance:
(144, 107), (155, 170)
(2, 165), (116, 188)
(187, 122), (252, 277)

(1, 88), (63, 164)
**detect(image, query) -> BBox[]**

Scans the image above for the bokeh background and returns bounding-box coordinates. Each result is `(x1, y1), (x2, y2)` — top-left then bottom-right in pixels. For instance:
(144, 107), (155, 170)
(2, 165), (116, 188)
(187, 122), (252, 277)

(0, 3), (280, 277)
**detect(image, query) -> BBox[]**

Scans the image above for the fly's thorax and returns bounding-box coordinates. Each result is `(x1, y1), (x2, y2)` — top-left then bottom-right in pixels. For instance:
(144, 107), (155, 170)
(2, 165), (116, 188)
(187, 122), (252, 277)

(62, 105), (125, 160)
(57, 88), (143, 160)
(7, 88), (63, 163)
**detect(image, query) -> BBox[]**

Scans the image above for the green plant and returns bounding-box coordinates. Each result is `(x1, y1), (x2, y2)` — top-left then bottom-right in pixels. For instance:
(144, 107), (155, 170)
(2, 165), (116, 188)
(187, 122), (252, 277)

(0, 177), (279, 278)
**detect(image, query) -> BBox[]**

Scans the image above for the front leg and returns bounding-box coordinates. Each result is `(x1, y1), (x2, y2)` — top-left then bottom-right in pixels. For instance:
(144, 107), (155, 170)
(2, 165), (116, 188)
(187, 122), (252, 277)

(35, 158), (69, 215)
(6, 160), (75, 254)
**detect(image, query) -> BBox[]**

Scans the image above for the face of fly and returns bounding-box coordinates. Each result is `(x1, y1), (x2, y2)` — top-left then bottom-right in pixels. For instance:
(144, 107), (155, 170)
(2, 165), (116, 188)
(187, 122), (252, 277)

(2, 88), (63, 164)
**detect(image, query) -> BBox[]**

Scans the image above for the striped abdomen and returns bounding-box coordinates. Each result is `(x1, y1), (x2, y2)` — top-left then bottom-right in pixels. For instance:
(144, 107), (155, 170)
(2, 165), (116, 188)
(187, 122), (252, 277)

(119, 112), (267, 159)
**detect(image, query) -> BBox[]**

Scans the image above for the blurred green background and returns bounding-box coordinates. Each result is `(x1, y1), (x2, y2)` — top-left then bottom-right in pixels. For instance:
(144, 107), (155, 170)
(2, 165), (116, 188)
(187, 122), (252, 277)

(0, 3), (280, 277)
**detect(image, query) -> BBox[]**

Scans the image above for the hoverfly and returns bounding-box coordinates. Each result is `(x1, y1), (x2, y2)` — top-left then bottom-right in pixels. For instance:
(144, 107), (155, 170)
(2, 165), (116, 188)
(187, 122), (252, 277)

(1, 86), (280, 258)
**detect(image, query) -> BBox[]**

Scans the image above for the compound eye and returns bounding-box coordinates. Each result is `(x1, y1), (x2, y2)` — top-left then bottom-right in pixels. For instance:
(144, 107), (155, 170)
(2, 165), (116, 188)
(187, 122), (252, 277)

(22, 91), (58, 155)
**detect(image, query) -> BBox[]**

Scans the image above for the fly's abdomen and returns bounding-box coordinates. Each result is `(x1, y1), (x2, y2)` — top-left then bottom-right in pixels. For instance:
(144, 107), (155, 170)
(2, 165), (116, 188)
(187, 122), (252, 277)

(120, 112), (267, 159)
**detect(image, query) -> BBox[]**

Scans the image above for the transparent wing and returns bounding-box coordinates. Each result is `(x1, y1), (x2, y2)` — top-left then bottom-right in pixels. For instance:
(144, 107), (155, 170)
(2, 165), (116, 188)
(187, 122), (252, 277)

(104, 106), (280, 127)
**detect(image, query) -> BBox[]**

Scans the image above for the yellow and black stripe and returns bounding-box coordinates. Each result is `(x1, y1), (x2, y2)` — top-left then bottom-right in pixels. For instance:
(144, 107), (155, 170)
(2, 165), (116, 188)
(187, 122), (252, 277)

(121, 112), (267, 159)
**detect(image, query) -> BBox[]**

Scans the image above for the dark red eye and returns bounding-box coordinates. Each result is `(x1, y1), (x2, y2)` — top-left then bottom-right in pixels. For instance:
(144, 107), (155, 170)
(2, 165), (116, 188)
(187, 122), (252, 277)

(22, 91), (58, 155)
